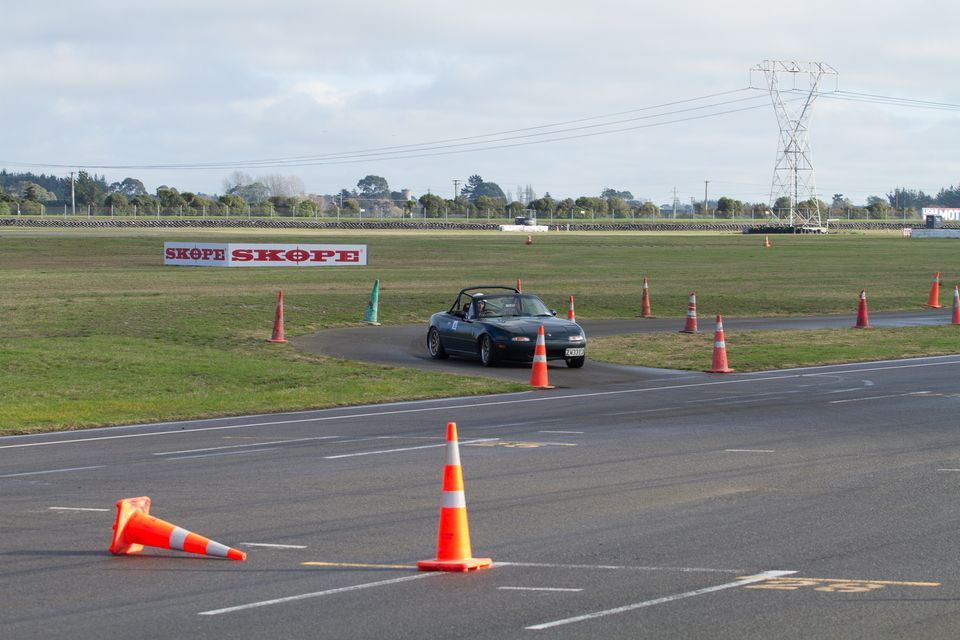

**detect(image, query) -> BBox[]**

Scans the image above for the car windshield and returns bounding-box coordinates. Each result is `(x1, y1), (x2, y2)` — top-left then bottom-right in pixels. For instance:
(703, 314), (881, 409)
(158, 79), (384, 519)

(475, 294), (552, 318)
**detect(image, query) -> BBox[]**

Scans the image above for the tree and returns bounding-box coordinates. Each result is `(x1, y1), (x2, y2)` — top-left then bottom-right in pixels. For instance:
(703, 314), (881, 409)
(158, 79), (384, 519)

(104, 193), (128, 209)
(261, 174), (305, 198)
(528, 196), (556, 216)
(716, 197), (743, 218)
(601, 188), (634, 201)
(418, 193), (446, 217)
(218, 194), (247, 214)
(357, 175), (389, 197)
(607, 197), (630, 218)
(342, 198), (361, 214)
(74, 170), (106, 206)
(21, 182), (55, 202)
(110, 177), (148, 197)
(156, 186), (186, 211)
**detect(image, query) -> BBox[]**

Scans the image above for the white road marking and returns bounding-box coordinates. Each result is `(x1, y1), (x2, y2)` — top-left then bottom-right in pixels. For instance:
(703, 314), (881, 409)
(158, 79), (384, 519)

(538, 430), (584, 434)
(198, 573), (442, 616)
(323, 438), (498, 459)
(48, 506), (110, 512)
(498, 587), (583, 592)
(525, 570), (796, 630)
(936, 469), (960, 472)
(0, 465), (105, 478)
(495, 562), (742, 574)
(165, 448), (279, 461)
(725, 449), (775, 453)
(153, 436), (341, 456)
(237, 543), (308, 549)
(830, 392), (925, 404)
(7, 355), (960, 452)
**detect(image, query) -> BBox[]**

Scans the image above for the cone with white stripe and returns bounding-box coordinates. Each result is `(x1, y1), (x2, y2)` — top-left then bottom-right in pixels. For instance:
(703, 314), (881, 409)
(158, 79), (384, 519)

(418, 422), (492, 572)
(853, 289), (870, 328)
(680, 291), (698, 333)
(705, 314), (734, 373)
(953, 285), (960, 326)
(764, 235), (772, 248)
(109, 496), (246, 561)
(567, 295), (575, 321)
(529, 325), (554, 389)
(267, 290), (287, 343)
(926, 271), (942, 308)
(639, 276), (654, 318)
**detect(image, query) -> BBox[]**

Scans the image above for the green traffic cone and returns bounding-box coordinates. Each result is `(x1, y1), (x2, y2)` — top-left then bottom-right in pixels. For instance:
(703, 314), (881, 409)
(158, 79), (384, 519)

(362, 279), (381, 325)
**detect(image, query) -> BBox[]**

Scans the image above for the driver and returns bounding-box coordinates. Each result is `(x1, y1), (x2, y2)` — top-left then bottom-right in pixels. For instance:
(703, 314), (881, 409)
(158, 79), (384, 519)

(474, 299), (487, 317)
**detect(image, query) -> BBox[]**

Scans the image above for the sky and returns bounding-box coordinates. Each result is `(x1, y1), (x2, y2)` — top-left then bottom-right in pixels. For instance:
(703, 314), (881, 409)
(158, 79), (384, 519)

(2, 1), (959, 206)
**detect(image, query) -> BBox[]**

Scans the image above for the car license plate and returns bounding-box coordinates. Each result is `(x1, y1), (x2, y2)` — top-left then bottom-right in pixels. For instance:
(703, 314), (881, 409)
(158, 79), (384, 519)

(565, 348), (585, 357)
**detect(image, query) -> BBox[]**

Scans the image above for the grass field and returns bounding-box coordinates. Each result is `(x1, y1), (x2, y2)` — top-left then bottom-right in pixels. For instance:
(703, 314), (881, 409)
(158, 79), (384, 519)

(2, 228), (958, 433)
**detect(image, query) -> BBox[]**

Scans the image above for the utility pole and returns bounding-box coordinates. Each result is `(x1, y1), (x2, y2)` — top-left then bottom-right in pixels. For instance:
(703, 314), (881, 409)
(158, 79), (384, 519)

(672, 187), (679, 219)
(704, 180), (710, 218)
(70, 171), (76, 215)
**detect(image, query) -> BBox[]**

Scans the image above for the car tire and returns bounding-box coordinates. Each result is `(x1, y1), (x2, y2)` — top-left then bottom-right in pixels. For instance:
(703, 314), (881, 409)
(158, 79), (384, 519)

(565, 355), (585, 368)
(479, 334), (499, 367)
(427, 327), (448, 359)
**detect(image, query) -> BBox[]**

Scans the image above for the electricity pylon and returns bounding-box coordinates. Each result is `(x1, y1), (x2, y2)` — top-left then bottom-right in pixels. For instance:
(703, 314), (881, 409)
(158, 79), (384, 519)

(751, 60), (838, 228)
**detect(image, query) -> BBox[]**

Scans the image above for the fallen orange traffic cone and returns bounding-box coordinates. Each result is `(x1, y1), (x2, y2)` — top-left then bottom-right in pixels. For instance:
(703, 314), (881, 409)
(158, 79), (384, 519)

(953, 285), (960, 325)
(529, 325), (554, 389)
(525, 234), (533, 245)
(267, 290), (287, 343)
(853, 289), (870, 328)
(705, 314), (735, 373)
(109, 496), (246, 561)
(516, 277), (522, 293)
(680, 292), (698, 333)
(639, 277), (654, 318)
(764, 235), (772, 248)
(926, 272), (942, 308)
(417, 422), (492, 573)
(567, 295), (575, 321)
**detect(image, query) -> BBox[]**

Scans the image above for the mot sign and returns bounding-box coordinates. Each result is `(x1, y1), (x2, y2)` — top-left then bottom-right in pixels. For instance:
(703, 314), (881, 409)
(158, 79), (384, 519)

(164, 242), (367, 267)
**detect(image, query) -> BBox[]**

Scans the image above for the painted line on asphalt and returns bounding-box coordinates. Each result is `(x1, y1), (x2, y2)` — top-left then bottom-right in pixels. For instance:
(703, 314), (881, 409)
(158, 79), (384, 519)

(153, 436), (342, 456)
(499, 587), (583, 592)
(538, 430), (584, 434)
(9, 357), (960, 452)
(49, 506), (110, 512)
(937, 468), (960, 472)
(165, 448), (279, 461)
(239, 543), (308, 549)
(525, 570), (796, 630)
(303, 561), (417, 569)
(323, 438), (498, 460)
(198, 573), (442, 616)
(496, 562), (743, 574)
(725, 449), (775, 453)
(0, 465), (106, 478)
(830, 392), (924, 404)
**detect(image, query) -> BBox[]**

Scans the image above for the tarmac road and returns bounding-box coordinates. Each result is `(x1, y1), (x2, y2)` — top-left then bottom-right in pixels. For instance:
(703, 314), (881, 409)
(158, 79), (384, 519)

(292, 308), (957, 387)
(4, 347), (960, 638)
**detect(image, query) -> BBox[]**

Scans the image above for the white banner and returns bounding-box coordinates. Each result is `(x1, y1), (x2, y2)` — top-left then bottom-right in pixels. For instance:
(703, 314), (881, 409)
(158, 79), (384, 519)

(922, 207), (960, 220)
(164, 242), (367, 267)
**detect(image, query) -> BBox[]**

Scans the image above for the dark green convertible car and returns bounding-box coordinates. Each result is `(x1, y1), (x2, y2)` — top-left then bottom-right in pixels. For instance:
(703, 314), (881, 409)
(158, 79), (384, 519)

(426, 286), (587, 367)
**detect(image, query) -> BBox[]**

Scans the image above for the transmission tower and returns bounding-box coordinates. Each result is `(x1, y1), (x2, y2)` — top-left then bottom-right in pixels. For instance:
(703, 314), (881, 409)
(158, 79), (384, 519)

(751, 60), (838, 229)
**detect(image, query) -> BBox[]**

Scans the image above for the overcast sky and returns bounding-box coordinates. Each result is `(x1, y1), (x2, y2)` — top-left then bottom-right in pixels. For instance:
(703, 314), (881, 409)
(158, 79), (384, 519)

(3, 1), (958, 205)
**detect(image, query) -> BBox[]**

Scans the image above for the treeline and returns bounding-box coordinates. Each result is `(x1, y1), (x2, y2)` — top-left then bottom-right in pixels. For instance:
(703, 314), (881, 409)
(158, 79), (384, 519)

(3, 168), (960, 219)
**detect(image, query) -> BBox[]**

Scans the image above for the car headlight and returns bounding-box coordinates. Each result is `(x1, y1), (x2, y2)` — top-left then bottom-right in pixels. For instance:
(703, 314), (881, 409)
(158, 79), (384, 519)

(511, 336), (531, 342)
(568, 335), (584, 342)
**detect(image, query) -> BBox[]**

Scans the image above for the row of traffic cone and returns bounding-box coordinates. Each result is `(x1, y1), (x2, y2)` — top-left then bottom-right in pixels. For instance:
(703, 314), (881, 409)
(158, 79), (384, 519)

(265, 280), (382, 343)
(854, 282), (960, 328)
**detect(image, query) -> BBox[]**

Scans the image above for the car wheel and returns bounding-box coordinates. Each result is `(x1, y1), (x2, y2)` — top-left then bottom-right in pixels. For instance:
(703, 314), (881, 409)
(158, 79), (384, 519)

(479, 335), (499, 367)
(427, 327), (448, 359)
(565, 355), (585, 368)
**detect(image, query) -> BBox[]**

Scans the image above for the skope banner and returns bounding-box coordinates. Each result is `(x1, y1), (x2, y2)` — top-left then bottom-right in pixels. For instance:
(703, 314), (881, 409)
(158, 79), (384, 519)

(164, 242), (367, 267)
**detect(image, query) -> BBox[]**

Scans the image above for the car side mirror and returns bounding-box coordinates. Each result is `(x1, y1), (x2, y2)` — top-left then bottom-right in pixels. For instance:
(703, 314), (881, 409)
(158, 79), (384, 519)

(550, 309), (557, 316)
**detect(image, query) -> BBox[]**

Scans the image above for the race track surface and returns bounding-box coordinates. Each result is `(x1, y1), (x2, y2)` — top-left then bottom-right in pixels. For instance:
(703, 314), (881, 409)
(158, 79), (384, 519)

(4, 308), (960, 639)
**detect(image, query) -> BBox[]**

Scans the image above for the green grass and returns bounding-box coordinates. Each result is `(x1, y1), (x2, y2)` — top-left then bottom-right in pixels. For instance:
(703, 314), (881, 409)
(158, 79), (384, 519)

(1, 228), (958, 433)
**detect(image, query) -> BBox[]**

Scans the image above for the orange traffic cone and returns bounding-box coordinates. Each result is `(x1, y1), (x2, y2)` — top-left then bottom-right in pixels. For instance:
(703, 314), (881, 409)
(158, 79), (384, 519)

(764, 235), (772, 248)
(516, 277), (522, 293)
(926, 272), (942, 308)
(417, 422), (492, 573)
(705, 314), (735, 373)
(953, 285), (960, 325)
(529, 325), (554, 389)
(267, 290), (287, 343)
(853, 289), (870, 328)
(680, 292), (698, 333)
(639, 276), (654, 318)
(525, 234), (533, 245)
(109, 496), (246, 561)
(567, 295), (576, 321)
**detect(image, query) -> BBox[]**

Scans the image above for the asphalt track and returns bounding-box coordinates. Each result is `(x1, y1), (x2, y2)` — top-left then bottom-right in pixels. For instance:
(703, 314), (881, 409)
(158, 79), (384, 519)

(3, 310), (960, 639)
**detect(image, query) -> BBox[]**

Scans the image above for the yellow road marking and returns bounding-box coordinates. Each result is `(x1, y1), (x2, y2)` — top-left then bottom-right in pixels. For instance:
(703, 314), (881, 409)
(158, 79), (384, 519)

(466, 441), (576, 449)
(741, 576), (939, 592)
(302, 561), (417, 570)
